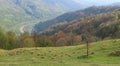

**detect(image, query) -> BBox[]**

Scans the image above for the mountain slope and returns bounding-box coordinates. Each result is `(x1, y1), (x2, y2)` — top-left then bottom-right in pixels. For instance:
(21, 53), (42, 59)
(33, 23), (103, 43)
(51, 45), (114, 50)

(0, 0), (85, 33)
(34, 6), (120, 33)
(39, 8), (120, 41)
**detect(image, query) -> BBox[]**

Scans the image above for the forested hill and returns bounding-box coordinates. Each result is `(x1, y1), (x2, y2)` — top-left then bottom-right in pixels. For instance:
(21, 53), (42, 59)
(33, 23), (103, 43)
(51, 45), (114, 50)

(35, 7), (120, 41)
(34, 6), (120, 33)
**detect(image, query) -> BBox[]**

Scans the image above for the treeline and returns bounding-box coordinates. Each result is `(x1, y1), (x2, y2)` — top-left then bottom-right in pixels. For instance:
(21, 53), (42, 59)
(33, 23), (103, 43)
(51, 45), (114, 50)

(0, 27), (83, 50)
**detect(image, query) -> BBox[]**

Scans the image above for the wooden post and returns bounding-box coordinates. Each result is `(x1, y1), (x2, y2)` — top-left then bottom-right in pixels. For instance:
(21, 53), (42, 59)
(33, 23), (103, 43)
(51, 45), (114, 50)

(86, 41), (89, 57)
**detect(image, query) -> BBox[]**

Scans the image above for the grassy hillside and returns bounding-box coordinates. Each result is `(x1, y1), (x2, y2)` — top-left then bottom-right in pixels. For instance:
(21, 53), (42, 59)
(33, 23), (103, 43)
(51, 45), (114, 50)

(0, 39), (120, 66)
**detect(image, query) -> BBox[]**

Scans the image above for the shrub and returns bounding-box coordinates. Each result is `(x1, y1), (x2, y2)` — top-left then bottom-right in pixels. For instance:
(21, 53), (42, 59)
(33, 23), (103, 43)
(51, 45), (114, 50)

(109, 50), (120, 56)
(41, 56), (45, 59)
(37, 53), (40, 56)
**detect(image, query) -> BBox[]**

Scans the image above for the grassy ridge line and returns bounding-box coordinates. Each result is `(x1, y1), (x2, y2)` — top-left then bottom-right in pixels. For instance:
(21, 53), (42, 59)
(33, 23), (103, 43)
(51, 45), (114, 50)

(0, 39), (120, 66)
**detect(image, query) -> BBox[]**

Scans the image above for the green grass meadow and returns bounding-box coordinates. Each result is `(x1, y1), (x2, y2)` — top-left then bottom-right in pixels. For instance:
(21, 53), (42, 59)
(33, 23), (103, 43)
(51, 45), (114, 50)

(0, 39), (120, 66)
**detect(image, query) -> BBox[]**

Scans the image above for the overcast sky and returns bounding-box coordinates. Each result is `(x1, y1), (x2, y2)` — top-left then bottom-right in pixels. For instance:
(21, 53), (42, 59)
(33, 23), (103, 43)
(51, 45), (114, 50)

(73, 0), (120, 5)
(74, 0), (120, 3)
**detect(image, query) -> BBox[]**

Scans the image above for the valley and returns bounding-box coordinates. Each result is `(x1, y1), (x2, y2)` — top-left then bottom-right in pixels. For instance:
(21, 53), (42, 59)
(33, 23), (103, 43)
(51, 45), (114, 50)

(19, 20), (39, 34)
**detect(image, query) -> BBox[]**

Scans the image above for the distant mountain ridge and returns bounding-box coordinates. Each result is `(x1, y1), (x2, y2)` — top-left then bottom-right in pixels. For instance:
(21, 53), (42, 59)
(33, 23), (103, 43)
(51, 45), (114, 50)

(34, 6), (120, 33)
(111, 2), (120, 6)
